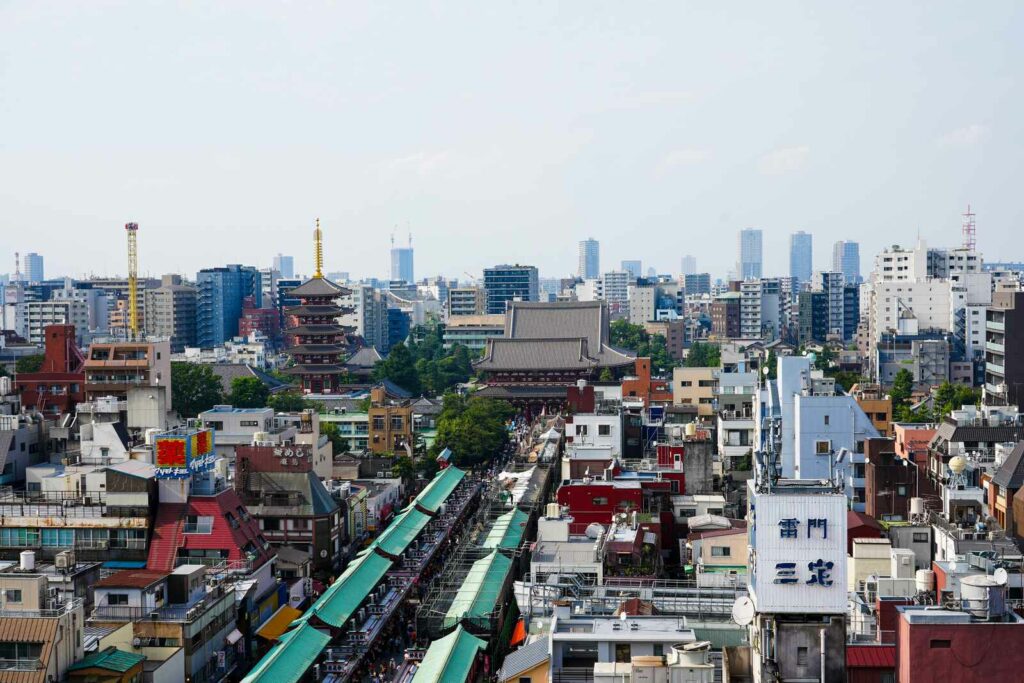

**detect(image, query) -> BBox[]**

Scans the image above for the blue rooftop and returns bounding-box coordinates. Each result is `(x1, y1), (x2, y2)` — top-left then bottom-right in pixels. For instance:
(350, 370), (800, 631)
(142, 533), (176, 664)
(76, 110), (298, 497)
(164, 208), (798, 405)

(203, 406), (271, 414)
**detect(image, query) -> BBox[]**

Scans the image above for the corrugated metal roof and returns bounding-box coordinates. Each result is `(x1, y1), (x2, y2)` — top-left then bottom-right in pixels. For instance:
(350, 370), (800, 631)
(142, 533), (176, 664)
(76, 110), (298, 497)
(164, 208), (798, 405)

(305, 551), (392, 628)
(67, 646), (145, 673)
(412, 625), (486, 683)
(443, 550), (512, 627)
(0, 617), (57, 683)
(373, 506), (431, 557)
(497, 638), (550, 680)
(482, 509), (529, 550)
(241, 620), (331, 683)
(415, 466), (466, 514)
(846, 645), (896, 668)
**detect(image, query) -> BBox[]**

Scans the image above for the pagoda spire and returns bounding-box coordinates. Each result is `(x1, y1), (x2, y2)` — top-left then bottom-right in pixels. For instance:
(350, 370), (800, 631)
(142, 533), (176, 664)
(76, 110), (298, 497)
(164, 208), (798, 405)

(313, 217), (324, 279)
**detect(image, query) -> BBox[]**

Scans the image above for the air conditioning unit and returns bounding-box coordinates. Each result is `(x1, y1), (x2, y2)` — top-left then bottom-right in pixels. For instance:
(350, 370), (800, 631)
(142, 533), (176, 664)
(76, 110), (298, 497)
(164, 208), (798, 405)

(376, 472), (385, 478)
(55, 550), (75, 570)
(150, 612), (160, 620)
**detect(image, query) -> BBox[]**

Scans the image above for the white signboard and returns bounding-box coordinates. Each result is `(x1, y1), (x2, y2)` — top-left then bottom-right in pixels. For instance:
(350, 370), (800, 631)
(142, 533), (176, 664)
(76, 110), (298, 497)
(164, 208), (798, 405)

(748, 488), (847, 614)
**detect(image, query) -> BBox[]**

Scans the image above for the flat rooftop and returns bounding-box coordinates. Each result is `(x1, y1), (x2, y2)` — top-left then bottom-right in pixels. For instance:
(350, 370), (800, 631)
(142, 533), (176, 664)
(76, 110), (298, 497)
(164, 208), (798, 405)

(554, 616), (696, 641)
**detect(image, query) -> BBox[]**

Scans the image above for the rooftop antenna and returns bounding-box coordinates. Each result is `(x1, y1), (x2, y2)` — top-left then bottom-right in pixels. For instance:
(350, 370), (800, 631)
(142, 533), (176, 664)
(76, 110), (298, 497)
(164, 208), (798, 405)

(13, 252), (20, 282)
(962, 205), (976, 251)
(313, 218), (324, 279)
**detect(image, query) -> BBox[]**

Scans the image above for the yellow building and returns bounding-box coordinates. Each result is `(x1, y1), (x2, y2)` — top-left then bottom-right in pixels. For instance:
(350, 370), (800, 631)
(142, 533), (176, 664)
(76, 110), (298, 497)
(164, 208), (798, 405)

(497, 639), (550, 682)
(672, 367), (718, 417)
(852, 383), (893, 437)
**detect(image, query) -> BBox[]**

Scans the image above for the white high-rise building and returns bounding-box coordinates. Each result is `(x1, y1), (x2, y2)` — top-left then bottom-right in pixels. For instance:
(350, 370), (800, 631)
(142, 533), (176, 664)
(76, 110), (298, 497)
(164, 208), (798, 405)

(578, 238), (600, 279)
(832, 241), (861, 284)
(737, 229), (763, 280)
(680, 255), (697, 276)
(789, 232), (813, 286)
(272, 254), (294, 279)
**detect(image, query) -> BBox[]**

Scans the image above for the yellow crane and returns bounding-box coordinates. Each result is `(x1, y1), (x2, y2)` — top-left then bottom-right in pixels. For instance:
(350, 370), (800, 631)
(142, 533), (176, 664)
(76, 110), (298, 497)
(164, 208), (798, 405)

(125, 222), (139, 339)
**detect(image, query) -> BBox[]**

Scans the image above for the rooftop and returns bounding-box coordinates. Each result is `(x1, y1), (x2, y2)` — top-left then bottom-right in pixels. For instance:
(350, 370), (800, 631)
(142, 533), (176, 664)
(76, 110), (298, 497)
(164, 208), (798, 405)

(94, 569), (167, 590)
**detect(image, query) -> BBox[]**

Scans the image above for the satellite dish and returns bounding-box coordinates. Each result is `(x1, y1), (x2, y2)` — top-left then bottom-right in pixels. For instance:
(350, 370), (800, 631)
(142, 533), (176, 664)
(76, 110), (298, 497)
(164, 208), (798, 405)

(732, 596), (755, 626)
(994, 568), (1009, 585)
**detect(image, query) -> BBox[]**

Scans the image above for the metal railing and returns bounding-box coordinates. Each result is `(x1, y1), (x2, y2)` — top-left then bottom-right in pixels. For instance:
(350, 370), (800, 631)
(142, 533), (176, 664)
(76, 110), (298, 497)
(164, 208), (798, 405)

(0, 658), (42, 671)
(0, 598), (82, 619)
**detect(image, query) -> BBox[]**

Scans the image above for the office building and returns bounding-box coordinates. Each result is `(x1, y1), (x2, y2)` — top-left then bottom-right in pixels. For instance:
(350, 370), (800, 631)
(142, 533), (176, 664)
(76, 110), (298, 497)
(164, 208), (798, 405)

(797, 291), (828, 345)
(740, 278), (786, 340)
(483, 264), (539, 314)
(684, 272), (712, 296)
(339, 284), (389, 352)
(601, 270), (632, 314)
(272, 253), (294, 279)
(20, 299), (90, 346)
(620, 260), (642, 279)
(710, 292), (741, 338)
(578, 238), (600, 279)
(681, 254), (697, 276)
(832, 240), (861, 284)
(195, 264), (260, 348)
(737, 228), (763, 280)
(145, 275), (197, 352)
(24, 252), (44, 284)
(789, 231), (813, 286)
(390, 236), (414, 283)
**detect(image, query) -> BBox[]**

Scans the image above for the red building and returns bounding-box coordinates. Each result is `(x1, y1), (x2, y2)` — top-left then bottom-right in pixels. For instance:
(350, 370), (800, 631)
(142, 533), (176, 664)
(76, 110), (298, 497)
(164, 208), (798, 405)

(238, 296), (282, 345)
(847, 511), (884, 554)
(556, 480), (644, 529)
(15, 324), (84, 416)
(896, 605), (1024, 681)
(620, 358), (673, 407)
(846, 646), (896, 683)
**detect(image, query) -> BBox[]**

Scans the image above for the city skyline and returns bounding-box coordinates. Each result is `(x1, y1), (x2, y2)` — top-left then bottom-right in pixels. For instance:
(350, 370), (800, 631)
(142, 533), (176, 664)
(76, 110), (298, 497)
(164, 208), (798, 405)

(2, 3), (1020, 280)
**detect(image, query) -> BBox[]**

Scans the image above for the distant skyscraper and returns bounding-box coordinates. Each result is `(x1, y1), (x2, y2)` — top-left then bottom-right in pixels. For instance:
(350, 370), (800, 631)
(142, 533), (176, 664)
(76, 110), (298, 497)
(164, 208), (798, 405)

(832, 241), (861, 284)
(578, 238), (600, 279)
(273, 253), (294, 279)
(24, 253), (44, 284)
(737, 229), (763, 280)
(390, 235), (414, 283)
(621, 260), (642, 279)
(789, 231), (813, 285)
(680, 255), (697, 276)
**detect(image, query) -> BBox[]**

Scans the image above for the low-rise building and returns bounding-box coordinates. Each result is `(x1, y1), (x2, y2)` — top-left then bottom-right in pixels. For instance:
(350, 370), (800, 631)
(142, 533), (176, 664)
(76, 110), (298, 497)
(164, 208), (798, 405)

(672, 367), (717, 417)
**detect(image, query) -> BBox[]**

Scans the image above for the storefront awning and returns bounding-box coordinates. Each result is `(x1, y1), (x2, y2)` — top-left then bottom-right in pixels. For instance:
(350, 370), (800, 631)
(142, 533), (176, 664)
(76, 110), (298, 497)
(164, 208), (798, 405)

(256, 605), (303, 641)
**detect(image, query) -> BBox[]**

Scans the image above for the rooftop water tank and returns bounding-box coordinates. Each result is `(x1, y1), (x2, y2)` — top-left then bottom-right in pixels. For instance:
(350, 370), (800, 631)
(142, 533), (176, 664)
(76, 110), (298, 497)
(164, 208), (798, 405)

(915, 569), (935, 593)
(960, 574), (1006, 620)
(20, 550), (35, 572)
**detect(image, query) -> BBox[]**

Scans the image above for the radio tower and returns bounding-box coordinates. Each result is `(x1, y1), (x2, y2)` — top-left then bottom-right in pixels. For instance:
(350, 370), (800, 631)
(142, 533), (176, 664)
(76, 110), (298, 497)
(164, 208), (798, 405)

(961, 205), (976, 252)
(125, 222), (140, 339)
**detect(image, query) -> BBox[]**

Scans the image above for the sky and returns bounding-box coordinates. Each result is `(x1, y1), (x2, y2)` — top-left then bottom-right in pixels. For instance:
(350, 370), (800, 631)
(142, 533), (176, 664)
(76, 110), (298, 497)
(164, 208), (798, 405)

(1, 2), (1021, 283)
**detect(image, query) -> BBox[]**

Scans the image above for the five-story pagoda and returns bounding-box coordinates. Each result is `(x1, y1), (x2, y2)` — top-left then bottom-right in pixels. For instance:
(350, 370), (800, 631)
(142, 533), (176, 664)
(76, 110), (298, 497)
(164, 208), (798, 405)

(282, 219), (353, 394)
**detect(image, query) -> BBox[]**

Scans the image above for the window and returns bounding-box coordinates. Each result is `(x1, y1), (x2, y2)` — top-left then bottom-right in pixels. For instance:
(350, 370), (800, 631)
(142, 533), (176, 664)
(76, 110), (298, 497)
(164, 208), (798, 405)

(930, 639), (951, 649)
(897, 486), (907, 496)
(824, 415), (830, 426)
(372, 416), (386, 431)
(390, 416), (404, 431)
(815, 440), (831, 454)
(856, 440), (865, 454)
(184, 516), (214, 534)
(598, 425), (611, 436)
(41, 529), (74, 547)
(107, 593), (129, 606)
(576, 425), (588, 436)
(797, 647), (808, 666)
(615, 643), (631, 663)
(262, 518), (280, 531)
(0, 643), (41, 661)
(5, 590), (22, 603)
(653, 644), (664, 657)
(711, 546), (731, 557)
(913, 532), (929, 543)
(592, 497), (608, 506)
(240, 420), (259, 427)
(679, 509), (696, 518)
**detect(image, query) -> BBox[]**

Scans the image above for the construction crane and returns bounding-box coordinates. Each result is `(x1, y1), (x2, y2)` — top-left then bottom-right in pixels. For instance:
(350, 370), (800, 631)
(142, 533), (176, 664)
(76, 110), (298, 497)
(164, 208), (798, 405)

(125, 222), (140, 339)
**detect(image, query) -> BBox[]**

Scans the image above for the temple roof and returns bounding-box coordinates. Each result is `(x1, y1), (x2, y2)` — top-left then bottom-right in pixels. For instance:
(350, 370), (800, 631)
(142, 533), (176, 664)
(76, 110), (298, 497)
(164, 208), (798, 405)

(287, 276), (349, 298)
(285, 304), (347, 316)
(286, 324), (348, 336)
(281, 364), (350, 375)
(475, 338), (599, 371)
(284, 344), (347, 356)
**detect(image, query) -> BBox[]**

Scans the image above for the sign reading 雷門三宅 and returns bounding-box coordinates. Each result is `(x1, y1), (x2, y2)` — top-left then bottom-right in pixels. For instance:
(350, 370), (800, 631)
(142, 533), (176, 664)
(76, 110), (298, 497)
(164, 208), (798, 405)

(747, 485), (847, 614)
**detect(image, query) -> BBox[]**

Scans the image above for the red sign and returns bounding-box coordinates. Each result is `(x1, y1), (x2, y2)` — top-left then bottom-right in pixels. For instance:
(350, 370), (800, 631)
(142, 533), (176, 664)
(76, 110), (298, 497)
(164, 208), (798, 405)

(156, 438), (187, 468)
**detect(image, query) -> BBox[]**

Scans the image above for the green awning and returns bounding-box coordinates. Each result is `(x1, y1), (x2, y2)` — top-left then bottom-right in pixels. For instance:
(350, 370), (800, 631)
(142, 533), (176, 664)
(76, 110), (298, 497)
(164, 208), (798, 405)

(443, 550), (512, 628)
(68, 647), (145, 673)
(412, 625), (487, 683)
(481, 508), (529, 550)
(305, 551), (392, 628)
(242, 620), (330, 683)
(415, 466), (466, 513)
(373, 506), (431, 557)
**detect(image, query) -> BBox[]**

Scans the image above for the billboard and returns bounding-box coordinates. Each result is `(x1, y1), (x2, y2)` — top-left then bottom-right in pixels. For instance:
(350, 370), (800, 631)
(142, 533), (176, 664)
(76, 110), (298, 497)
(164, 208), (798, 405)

(154, 428), (216, 479)
(748, 486), (847, 614)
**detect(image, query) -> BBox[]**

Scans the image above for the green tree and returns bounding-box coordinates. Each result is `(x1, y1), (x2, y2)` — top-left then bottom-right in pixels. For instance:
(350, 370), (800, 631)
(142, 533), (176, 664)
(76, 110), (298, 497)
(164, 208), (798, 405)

(171, 363), (224, 418)
(685, 341), (721, 368)
(430, 394), (514, 468)
(321, 422), (350, 453)
(830, 371), (865, 393)
(813, 345), (835, 371)
(15, 354), (45, 374)
(373, 342), (421, 394)
(890, 368), (914, 406)
(0, 364), (9, 378)
(609, 319), (679, 375)
(765, 349), (778, 380)
(267, 391), (314, 413)
(228, 376), (271, 409)
(391, 455), (417, 482)
(599, 368), (614, 382)
(932, 382), (980, 418)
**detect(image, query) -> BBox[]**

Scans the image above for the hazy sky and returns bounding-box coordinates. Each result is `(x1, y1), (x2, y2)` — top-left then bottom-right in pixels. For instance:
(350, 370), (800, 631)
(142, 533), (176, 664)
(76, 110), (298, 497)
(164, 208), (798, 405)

(2, 2), (1021, 283)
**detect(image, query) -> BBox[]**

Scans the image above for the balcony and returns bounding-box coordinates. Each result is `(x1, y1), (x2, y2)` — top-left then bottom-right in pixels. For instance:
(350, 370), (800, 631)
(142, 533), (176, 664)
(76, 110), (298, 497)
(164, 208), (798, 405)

(0, 659), (42, 672)
(0, 598), (83, 619)
(93, 586), (233, 624)
(986, 340), (1005, 354)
